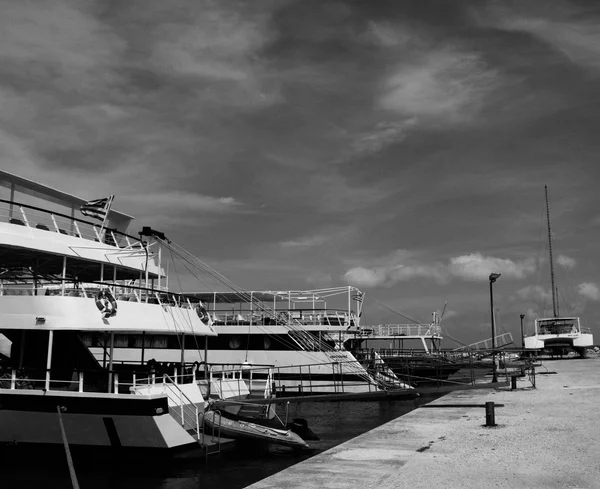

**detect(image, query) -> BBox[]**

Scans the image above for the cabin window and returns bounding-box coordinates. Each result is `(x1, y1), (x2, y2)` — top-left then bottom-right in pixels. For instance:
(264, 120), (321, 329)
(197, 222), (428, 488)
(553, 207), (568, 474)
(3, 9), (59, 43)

(114, 335), (129, 348)
(229, 336), (242, 349)
(132, 335), (168, 349)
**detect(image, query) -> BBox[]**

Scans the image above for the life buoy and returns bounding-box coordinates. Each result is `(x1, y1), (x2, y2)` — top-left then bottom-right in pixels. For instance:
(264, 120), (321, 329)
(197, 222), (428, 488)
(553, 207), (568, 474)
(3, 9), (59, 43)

(96, 290), (117, 318)
(196, 303), (209, 323)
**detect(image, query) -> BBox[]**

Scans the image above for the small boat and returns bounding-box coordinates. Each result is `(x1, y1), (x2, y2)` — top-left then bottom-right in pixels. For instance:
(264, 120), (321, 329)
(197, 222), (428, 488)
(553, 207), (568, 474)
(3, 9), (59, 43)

(203, 410), (309, 449)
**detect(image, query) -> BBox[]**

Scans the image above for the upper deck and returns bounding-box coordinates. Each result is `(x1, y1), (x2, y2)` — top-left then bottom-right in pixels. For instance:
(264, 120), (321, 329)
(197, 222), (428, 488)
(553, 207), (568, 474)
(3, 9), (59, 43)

(187, 287), (364, 329)
(0, 171), (163, 279)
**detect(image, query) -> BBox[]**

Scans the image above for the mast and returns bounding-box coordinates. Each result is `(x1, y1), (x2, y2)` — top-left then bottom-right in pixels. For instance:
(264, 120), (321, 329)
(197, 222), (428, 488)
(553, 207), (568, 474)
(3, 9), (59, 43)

(545, 185), (558, 318)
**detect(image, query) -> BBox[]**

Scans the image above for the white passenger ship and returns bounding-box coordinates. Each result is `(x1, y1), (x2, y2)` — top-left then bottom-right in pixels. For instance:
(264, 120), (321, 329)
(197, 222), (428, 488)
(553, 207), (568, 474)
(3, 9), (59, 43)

(86, 288), (388, 395)
(0, 171), (221, 457)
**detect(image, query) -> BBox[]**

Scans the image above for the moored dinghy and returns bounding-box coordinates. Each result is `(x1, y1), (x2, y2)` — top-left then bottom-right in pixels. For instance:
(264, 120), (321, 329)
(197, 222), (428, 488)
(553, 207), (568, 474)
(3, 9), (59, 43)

(202, 410), (309, 450)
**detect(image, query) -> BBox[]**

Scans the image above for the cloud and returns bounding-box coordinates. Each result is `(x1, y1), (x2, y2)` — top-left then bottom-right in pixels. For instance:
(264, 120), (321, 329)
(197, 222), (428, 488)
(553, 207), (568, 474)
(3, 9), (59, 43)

(379, 49), (499, 124)
(343, 267), (388, 288)
(342, 250), (449, 287)
(478, 2), (600, 72)
(350, 120), (415, 156)
(280, 235), (330, 248)
(516, 285), (553, 303)
(577, 282), (600, 301)
(448, 253), (537, 281)
(343, 250), (540, 288)
(1, 2), (124, 85)
(120, 191), (244, 213)
(150, 1), (281, 108)
(556, 254), (576, 269)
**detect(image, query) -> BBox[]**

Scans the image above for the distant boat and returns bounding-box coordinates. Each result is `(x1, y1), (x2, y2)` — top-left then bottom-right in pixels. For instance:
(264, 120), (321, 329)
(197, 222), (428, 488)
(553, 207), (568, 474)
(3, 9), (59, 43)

(524, 186), (594, 357)
(202, 410), (309, 450)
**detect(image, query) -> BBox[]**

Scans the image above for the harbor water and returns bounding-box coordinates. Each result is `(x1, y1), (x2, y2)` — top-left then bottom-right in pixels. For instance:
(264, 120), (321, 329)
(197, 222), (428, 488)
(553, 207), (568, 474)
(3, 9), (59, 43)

(2, 394), (443, 489)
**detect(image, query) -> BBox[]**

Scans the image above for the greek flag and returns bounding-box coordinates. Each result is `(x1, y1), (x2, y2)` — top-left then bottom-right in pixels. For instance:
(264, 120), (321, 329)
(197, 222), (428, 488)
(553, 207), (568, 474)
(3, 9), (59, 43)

(80, 196), (113, 221)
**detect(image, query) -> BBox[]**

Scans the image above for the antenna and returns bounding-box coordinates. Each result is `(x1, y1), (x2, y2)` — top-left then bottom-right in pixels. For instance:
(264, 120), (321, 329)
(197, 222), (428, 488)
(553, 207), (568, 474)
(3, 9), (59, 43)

(545, 185), (558, 318)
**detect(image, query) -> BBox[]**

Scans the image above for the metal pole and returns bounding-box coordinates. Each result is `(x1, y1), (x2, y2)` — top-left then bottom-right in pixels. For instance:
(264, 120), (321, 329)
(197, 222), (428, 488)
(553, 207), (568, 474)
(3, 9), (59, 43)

(520, 314), (525, 350)
(45, 330), (54, 390)
(489, 279), (497, 383)
(108, 332), (114, 392)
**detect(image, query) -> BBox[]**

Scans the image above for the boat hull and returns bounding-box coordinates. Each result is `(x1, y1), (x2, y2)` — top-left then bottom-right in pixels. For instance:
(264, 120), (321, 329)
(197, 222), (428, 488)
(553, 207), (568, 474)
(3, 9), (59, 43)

(202, 410), (309, 449)
(0, 389), (199, 454)
(381, 356), (462, 384)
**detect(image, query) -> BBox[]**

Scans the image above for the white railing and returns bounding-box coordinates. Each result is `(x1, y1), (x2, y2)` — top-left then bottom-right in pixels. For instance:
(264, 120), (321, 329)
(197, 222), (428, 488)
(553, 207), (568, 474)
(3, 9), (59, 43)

(0, 199), (138, 249)
(356, 324), (442, 337)
(209, 308), (356, 327)
(0, 284), (202, 309)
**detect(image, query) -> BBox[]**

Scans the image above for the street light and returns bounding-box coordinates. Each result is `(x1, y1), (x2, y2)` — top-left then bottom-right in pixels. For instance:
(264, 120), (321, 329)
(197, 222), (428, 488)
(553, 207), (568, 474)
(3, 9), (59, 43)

(489, 273), (501, 383)
(520, 314), (525, 352)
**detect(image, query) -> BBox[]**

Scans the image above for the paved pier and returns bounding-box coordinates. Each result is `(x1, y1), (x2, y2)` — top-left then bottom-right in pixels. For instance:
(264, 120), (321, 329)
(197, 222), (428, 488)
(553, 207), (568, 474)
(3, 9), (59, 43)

(248, 358), (600, 489)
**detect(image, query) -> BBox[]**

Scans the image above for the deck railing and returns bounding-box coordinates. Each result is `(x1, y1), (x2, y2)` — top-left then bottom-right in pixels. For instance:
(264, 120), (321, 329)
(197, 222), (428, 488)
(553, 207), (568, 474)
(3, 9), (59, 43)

(209, 309), (357, 327)
(0, 283), (206, 309)
(0, 199), (140, 249)
(352, 324), (442, 337)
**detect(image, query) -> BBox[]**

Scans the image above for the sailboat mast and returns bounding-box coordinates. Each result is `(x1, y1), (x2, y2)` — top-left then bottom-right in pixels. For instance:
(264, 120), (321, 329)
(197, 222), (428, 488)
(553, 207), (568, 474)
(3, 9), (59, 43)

(545, 185), (558, 317)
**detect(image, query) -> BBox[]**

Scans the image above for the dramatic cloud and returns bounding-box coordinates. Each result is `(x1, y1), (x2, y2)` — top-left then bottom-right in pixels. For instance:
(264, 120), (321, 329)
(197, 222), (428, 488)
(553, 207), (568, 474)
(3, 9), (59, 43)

(448, 254), (537, 281)
(2, 0), (599, 344)
(577, 282), (600, 301)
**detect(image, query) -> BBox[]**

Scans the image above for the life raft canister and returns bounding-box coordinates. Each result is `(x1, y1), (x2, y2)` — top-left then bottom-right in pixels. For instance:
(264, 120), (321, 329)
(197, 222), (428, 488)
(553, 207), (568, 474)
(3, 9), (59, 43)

(196, 303), (209, 323)
(96, 290), (118, 318)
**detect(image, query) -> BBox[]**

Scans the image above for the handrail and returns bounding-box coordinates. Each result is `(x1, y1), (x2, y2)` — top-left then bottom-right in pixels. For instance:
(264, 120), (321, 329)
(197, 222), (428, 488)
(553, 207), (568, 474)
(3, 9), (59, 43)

(354, 324), (441, 337)
(161, 374), (201, 440)
(0, 198), (139, 243)
(0, 283), (208, 307)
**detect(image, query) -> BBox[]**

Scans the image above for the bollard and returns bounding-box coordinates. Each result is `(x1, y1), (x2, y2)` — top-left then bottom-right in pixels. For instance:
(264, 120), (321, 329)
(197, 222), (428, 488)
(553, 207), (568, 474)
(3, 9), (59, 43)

(485, 401), (496, 427)
(511, 375), (518, 390)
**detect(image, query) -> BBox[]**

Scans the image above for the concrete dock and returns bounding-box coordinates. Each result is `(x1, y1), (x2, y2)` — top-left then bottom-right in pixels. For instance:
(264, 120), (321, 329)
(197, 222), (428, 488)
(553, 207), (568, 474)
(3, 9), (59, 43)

(248, 357), (600, 489)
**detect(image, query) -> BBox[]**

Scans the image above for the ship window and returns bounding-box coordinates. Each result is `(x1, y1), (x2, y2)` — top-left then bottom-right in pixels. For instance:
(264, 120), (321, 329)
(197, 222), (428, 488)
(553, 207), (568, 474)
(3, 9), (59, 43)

(229, 336), (242, 349)
(80, 334), (93, 347)
(264, 337), (272, 350)
(114, 335), (129, 348)
(133, 335), (168, 348)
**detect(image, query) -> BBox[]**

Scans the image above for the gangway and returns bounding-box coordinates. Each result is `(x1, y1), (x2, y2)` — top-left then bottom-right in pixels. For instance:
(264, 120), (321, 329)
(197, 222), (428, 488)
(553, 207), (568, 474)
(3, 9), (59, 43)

(452, 333), (514, 351)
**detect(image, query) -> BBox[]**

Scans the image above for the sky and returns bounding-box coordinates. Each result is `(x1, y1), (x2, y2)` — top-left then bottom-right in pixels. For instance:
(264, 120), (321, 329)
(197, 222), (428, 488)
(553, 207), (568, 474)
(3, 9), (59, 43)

(1, 0), (600, 346)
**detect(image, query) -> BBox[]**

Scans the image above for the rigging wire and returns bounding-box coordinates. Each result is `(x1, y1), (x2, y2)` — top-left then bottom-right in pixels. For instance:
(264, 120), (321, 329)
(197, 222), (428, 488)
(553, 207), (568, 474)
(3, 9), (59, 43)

(154, 237), (375, 382)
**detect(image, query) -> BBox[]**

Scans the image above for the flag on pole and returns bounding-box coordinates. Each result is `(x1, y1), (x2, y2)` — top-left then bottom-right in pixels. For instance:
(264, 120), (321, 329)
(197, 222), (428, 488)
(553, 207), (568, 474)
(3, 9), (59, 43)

(351, 292), (364, 303)
(80, 196), (113, 221)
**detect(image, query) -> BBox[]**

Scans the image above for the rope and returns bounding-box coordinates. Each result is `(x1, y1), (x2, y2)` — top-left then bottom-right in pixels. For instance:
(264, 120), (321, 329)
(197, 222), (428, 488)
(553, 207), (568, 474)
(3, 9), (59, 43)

(57, 406), (80, 489)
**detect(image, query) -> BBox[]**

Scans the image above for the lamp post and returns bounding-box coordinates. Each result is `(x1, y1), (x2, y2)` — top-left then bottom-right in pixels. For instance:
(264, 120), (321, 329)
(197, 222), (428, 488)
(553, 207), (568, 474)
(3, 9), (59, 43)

(520, 314), (525, 351)
(489, 273), (501, 383)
